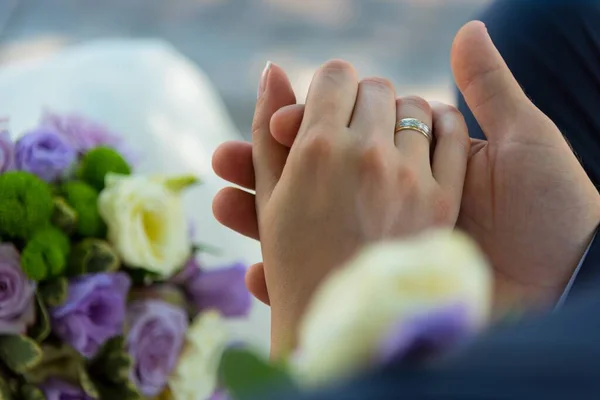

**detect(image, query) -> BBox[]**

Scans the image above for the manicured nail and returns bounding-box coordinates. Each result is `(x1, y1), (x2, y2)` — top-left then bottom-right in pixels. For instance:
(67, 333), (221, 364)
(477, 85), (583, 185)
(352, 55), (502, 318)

(257, 61), (273, 99)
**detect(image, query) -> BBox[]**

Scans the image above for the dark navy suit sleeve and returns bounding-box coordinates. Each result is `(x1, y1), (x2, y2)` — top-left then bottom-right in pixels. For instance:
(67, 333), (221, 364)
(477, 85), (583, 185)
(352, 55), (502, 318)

(567, 228), (600, 303)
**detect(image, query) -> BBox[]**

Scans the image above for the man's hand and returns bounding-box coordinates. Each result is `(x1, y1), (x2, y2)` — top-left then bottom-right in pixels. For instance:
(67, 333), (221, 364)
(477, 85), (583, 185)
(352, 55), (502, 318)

(213, 21), (600, 315)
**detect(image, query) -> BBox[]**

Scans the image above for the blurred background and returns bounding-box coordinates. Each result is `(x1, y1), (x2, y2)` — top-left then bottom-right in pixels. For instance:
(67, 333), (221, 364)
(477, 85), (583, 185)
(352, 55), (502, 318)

(0, 0), (491, 138)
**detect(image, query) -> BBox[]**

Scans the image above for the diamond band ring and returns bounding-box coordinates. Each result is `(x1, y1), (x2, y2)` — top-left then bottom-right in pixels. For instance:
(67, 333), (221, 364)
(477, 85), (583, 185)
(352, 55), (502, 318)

(394, 118), (433, 143)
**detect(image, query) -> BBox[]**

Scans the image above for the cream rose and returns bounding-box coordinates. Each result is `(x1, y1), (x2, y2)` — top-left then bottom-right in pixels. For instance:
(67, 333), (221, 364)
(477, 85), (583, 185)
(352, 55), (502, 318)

(169, 311), (228, 400)
(294, 229), (492, 387)
(98, 174), (193, 277)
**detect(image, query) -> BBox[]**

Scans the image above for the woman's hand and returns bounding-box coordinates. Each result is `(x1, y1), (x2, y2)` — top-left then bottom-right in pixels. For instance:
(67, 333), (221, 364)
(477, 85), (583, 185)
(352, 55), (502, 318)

(247, 61), (470, 356)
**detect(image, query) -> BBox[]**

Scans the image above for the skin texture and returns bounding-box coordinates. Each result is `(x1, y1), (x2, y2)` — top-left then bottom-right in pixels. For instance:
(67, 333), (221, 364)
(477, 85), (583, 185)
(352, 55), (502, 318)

(212, 21), (600, 345)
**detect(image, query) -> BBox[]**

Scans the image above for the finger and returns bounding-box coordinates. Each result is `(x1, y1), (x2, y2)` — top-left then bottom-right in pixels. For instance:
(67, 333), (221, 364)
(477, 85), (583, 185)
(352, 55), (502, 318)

(212, 187), (259, 240)
(245, 262), (270, 306)
(394, 96), (434, 170)
(212, 141), (255, 190)
(430, 102), (470, 203)
(271, 104), (304, 148)
(253, 62), (295, 208)
(349, 78), (396, 141)
(451, 21), (533, 142)
(299, 59), (359, 135)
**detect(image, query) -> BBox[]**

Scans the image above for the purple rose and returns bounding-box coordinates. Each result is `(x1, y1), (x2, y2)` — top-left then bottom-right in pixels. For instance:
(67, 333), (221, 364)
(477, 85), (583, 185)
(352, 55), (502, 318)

(180, 259), (251, 318)
(0, 244), (36, 334)
(15, 128), (76, 182)
(41, 111), (136, 164)
(0, 131), (15, 173)
(127, 300), (188, 397)
(50, 272), (131, 358)
(40, 378), (93, 400)
(376, 303), (474, 366)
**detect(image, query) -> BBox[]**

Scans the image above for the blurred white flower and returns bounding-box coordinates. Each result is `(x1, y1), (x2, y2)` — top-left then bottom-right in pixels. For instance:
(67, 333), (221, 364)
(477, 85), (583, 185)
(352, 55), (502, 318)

(293, 229), (492, 387)
(169, 311), (228, 400)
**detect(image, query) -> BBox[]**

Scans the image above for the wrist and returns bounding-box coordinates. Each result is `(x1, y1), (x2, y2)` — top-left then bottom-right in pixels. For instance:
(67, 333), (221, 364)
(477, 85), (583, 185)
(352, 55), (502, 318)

(267, 282), (309, 360)
(491, 208), (600, 317)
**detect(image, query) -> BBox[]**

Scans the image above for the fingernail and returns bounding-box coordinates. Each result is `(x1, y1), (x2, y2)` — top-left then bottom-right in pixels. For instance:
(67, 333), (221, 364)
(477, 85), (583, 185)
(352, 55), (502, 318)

(257, 61), (273, 99)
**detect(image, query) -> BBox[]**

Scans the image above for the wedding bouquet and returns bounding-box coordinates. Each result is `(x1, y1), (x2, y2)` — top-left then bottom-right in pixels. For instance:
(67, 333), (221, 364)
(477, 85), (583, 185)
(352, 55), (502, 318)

(220, 230), (492, 398)
(0, 112), (250, 400)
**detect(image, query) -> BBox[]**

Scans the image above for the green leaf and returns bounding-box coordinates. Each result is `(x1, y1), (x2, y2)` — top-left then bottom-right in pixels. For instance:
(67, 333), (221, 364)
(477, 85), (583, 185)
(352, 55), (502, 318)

(191, 243), (221, 256)
(85, 336), (141, 399)
(88, 336), (132, 384)
(219, 348), (294, 399)
(128, 285), (187, 310)
(51, 196), (78, 235)
(68, 239), (120, 276)
(19, 384), (45, 400)
(23, 343), (83, 385)
(78, 365), (100, 399)
(39, 277), (68, 308)
(94, 381), (142, 400)
(163, 175), (199, 193)
(125, 267), (163, 286)
(0, 335), (43, 373)
(28, 295), (51, 343)
(0, 375), (13, 400)
(103, 354), (132, 384)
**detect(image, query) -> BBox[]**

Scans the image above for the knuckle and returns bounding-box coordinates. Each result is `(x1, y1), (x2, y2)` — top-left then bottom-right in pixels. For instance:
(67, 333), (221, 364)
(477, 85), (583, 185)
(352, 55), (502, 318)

(300, 133), (334, 161)
(399, 95), (432, 115)
(321, 59), (356, 73)
(444, 104), (462, 115)
(356, 143), (387, 179)
(360, 77), (395, 94)
(437, 115), (470, 152)
(319, 59), (357, 81)
(395, 164), (419, 192)
(439, 103), (467, 126)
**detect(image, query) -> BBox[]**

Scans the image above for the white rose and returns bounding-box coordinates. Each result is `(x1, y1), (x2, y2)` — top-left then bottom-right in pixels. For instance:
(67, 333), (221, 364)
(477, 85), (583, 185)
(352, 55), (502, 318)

(169, 311), (228, 400)
(98, 174), (193, 277)
(294, 229), (492, 387)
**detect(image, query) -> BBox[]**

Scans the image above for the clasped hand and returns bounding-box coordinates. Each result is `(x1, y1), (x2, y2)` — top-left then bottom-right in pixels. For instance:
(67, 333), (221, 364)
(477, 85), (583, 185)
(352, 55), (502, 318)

(212, 21), (600, 356)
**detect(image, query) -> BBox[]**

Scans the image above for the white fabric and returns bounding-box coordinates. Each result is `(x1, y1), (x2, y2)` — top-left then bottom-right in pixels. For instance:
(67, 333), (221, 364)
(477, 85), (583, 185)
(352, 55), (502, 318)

(0, 40), (269, 352)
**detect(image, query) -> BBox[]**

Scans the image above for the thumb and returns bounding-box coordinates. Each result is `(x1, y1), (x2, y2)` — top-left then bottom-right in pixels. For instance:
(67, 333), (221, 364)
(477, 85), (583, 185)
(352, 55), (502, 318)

(271, 104), (305, 148)
(451, 21), (535, 142)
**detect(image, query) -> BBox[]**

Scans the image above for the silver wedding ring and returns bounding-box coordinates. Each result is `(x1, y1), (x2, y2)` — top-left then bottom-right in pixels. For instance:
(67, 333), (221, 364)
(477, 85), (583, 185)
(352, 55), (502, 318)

(394, 118), (433, 143)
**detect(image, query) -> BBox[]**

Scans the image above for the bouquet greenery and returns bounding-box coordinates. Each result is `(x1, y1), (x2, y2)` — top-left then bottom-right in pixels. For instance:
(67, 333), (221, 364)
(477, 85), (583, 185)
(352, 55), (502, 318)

(0, 112), (250, 400)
